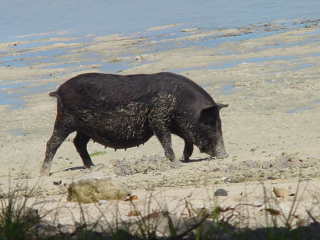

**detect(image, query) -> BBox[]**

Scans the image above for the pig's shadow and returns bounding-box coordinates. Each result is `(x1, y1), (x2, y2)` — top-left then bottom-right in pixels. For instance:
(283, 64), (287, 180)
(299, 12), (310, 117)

(62, 159), (211, 172)
(50, 166), (86, 175)
(182, 157), (212, 163)
(64, 166), (86, 172)
(63, 163), (105, 172)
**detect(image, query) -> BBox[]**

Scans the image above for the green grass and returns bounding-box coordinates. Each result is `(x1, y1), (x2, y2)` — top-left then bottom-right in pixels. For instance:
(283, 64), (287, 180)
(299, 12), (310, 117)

(89, 151), (107, 158)
(0, 184), (41, 240)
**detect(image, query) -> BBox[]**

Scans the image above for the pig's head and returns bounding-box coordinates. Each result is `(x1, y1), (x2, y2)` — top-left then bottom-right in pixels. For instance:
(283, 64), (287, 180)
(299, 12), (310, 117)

(193, 103), (228, 159)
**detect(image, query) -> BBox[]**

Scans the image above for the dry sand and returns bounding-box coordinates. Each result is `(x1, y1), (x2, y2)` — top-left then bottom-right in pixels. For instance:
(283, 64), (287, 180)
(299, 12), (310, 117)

(0, 21), (319, 228)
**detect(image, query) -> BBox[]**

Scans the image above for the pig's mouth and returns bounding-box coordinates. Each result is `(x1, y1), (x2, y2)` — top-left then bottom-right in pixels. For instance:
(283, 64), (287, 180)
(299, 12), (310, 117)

(214, 151), (229, 159)
(200, 147), (229, 159)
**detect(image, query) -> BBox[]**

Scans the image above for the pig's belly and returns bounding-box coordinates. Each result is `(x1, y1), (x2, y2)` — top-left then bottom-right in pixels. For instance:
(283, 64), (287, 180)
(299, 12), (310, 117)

(87, 126), (153, 149)
(75, 104), (154, 149)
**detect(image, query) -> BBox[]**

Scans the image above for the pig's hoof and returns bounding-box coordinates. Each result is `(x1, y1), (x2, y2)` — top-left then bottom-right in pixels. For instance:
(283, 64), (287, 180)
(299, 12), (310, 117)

(169, 160), (182, 168)
(84, 163), (95, 169)
(181, 157), (190, 163)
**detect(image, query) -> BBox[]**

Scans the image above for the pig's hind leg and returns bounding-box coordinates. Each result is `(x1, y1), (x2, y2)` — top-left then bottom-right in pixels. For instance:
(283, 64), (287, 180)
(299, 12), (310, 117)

(41, 100), (75, 176)
(73, 132), (94, 168)
(41, 118), (74, 176)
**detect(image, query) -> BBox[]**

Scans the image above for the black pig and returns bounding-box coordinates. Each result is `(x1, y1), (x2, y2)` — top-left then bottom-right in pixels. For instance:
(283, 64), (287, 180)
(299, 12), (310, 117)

(41, 72), (228, 176)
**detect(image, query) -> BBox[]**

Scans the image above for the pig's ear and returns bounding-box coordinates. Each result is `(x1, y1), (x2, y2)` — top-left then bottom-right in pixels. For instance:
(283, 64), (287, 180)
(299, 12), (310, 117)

(199, 106), (218, 124)
(216, 103), (229, 110)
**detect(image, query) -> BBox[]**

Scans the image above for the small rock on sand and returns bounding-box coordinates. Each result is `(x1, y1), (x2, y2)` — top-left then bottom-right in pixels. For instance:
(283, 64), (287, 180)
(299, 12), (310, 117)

(214, 188), (228, 197)
(67, 175), (130, 203)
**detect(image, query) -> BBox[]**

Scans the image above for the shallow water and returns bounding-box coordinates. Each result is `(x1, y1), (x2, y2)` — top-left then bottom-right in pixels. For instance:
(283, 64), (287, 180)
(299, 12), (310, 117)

(0, 82), (57, 109)
(287, 105), (314, 114)
(220, 83), (237, 95)
(287, 99), (320, 114)
(2, 0), (320, 42)
(7, 128), (25, 137)
(1, 0), (320, 109)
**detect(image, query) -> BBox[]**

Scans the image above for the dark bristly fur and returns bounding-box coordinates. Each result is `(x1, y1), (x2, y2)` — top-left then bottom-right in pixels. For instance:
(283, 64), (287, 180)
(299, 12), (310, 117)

(41, 72), (228, 176)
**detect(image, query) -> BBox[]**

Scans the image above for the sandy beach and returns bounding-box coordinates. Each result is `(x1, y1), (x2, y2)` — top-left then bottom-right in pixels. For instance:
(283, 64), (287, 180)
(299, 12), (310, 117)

(0, 19), (320, 228)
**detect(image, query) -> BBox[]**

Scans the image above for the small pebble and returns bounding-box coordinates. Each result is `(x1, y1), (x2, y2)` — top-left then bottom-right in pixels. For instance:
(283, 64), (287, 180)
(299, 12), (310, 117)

(99, 200), (108, 205)
(135, 56), (143, 61)
(53, 180), (62, 185)
(214, 188), (228, 197)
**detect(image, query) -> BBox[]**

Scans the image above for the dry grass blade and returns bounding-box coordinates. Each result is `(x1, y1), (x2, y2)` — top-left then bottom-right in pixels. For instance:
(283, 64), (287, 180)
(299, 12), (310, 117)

(306, 210), (319, 224)
(264, 208), (281, 216)
(167, 213), (210, 240)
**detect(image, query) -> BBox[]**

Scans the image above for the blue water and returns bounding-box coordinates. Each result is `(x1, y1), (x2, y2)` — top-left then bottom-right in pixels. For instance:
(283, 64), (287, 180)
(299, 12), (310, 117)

(287, 99), (320, 114)
(0, 82), (57, 109)
(287, 105), (313, 114)
(220, 84), (237, 95)
(1, 0), (320, 43)
(7, 128), (25, 136)
(1, 48), (72, 67)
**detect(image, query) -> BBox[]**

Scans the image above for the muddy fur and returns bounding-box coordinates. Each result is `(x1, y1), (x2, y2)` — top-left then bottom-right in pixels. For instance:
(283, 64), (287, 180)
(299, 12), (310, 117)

(41, 72), (228, 176)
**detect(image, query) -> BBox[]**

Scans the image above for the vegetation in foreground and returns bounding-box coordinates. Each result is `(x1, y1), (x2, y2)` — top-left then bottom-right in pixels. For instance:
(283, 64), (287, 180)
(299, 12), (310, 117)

(0, 182), (320, 240)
